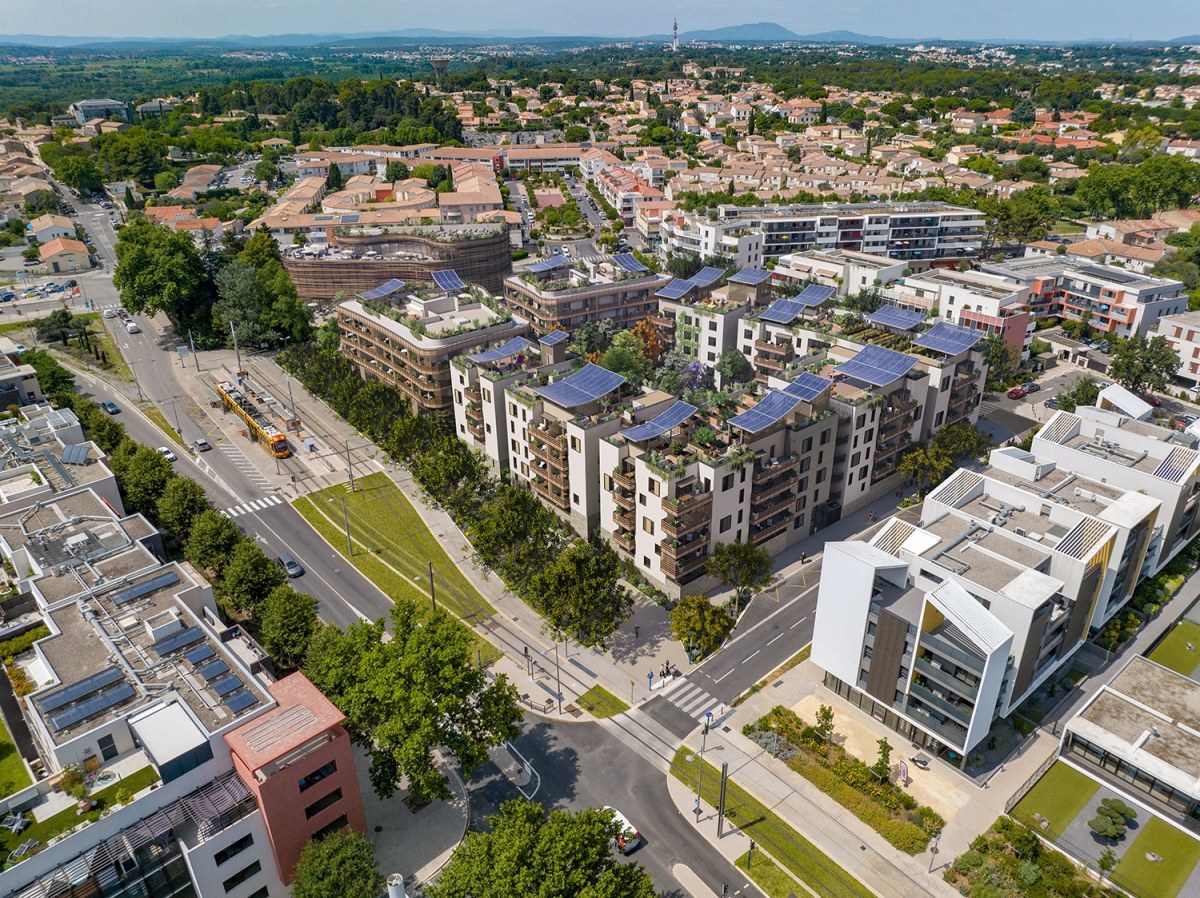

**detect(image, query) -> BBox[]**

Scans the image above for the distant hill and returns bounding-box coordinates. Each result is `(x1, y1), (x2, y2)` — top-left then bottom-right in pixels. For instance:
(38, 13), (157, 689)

(679, 22), (801, 42)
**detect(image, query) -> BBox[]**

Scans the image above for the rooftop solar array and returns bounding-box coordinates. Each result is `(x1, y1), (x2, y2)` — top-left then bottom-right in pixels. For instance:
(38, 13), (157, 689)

(656, 278), (695, 300)
(795, 284), (837, 307)
(865, 305), (925, 331)
(613, 252), (648, 273)
(781, 371), (833, 403)
(758, 298), (805, 325)
(225, 692), (258, 714)
(431, 269), (468, 292)
(153, 626), (204, 657)
(185, 644), (215, 665)
(527, 256), (571, 274)
(729, 267), (773, 286)
(539, 329), (569, 346)
(111, 570), (181, 606)
(35, 667), (124, 714)
(912, 321), (982, 356)
(48, 683), (136, 733)
(690, 266), (726, 288)
(467, 336), (534, 365)
(61, 444), (89, 466)
(835, 344), (919, 386)
(531, 363), (626, 409)
(212, 675), (244, 698)
(198, 659), (230, 682)
(728, 390), (805, 434)
(622, 402), (698, 442)
(357, 278), (407, 301)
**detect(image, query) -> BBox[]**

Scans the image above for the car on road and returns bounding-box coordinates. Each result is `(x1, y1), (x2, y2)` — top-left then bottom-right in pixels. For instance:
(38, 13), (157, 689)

(1174, 415), (1197, 429)
(604, 807), (642, 855)
(100, 401), (119, 414)
(1007, 386), (1028, 399)
(125, 321), (140, 334)
(193, 438), (212, 452)
(1022, 381), (1040, 393)
(0, 293), (14, 303)
(156, 447), (177, 463)
(22, 259), (37, 267)
(1143, 394), (1163, 407)
(1044, 396), (1060, 409)
(102, 308), (116, 318)
(275, 552), (304, 578)
(63, 279), (77, 288)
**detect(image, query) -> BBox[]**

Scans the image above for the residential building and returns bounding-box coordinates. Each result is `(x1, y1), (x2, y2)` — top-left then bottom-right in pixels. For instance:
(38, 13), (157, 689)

(658, 202), (985, 269)
(438, 161), (504, 223)
(889, 268), (1032, 358)
(772, 249), (907, 296)
(1152, 311), (1200, 394)
(37, 237), (91, 273)
(338, 274), (529, 415)
(1024, 238), (1174, 274)
(981, 257), (1186, 338)
(812, 440), (1161, 759)
(502, 255), (669, 335)
(27, 213), (74, 244)
(293, 152), (375, 180)
(595, 167), (664, 226)
(68, 98), (130, 125)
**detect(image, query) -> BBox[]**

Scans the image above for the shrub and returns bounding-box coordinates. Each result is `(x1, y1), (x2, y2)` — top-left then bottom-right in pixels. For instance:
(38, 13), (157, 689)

(5, 662), (34, 698)
(0, 624), (51, 661)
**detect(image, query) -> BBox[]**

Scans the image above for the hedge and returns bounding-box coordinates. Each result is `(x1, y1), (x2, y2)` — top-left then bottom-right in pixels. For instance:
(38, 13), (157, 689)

(0, 624), (50, 661)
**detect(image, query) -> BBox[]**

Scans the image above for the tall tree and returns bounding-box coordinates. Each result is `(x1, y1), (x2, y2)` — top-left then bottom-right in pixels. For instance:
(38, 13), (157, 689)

(303, 600), (522, 802)
(113, 218), (210, 323)
(291, 829), (383, 898)
(261, 585), (319, 670)
(529, 540), (632, 648)
(714, 346), (754, 386)
(155, 477), (212, 545)
(109, 442), (176, 515)
(220, 542), (285, 614)
(1107, 335), (1180, 397)
(428, 800), (656, 898)
(185, 510), (245, 576)
(705, 541), (771, 610)
(669, 594), (735, 657)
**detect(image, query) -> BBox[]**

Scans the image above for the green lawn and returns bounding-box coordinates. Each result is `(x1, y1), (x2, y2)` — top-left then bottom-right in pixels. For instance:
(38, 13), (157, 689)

(670, 748), (873, 898)
(0, 766), (159, 866)
(1114, 816), (1200, 898)
(1011, 761), (1100, 838)
(293, 488), (501, 666)
(0, 717), (31, 800)
(1149, 620), (1200, 676)
(576, 685), (629, 719)
(141, 406), (186, 448)
(738, 848), (802, 898)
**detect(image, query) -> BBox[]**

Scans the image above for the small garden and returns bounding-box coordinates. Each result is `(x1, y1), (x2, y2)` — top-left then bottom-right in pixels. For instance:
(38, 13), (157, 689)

(743, 705), (944, 855)
(1099, 544), (1198, 653)
(1149, 619), (1200, 676)
(944, 816), (1117, 898)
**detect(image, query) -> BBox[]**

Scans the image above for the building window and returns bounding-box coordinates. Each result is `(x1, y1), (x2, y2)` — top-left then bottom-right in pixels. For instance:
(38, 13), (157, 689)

(298, 761), (337, 792)
(215, 833), (255, 866)
(570, 436), (581, 452)
(648, 478), (661, 496)
(98, 734), (118, 761)
(304, 788), (343, 820)
(820, 430), (831, 445)
(246, 889), (270, 898)
(223, 861), (262, 893)
(720, 515), (732, 533)
(312, 814), (349, 841)
(642, 517), (655, 534)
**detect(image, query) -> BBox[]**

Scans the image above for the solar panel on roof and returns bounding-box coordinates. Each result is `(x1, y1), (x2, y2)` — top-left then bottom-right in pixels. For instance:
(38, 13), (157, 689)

(185, 644), (215, 665)
(729, 267), (772, 286)
(781, 372), (832, 403)
(531, 363), (626, 409)
(60, 444), (89, 466)
(866, 305), (925, 331)
(539, 330), (568, 346)
(613, 252), (648, 273)
(357, 278), (407, 301)
(758, 299), (804, 325)
(728, 390), (805, 434)
(835, 344), (919, 387)
(912, 321), (982, 356)
(431, 269), (468, 292)
(527, 256), (570, 274)
(198, 659), (230, 682)
(153, 626), (204, 656)
(212, 675), (243, 697)
(48, 683), (135, 732)
(225, 691), (257, 714)
(467, 336), (534, 365)
(341, 214), (360, 223)
(35, 667), (123, 714)
(795, 284), (836, 307)
(690, 266), (725, 289)
(655, 279), (695, 300)
(622, 402), (698, 442)
(110, 570), (182, 606)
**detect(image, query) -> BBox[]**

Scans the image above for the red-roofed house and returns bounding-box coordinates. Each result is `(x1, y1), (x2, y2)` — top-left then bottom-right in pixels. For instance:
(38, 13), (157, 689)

(38, 236), (91, 272)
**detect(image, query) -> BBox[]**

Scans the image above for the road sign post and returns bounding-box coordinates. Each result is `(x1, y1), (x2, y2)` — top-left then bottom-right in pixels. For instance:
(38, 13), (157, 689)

(717, 762), (729, 837)
(647, 671), (654, 692)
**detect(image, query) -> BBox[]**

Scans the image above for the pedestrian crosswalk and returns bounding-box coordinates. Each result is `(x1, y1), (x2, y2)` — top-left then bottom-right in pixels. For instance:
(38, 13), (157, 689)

(219, 443), (272, 489)
(660, 679), (721, 722)
(223, 495), (284, 518)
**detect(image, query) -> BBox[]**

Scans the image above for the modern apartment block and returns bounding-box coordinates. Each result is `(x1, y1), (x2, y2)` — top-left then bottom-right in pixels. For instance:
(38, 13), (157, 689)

(597, 375), (840, 596)
(502, 255), (670, 335)
(0, 487), (366, 898)
(1152, 310), (1200, 394)
(980, 256), (1186, 338)
(338, 274), (530, 415)
(772, 248), (907, 297)
(658, 202), (984, 268)
(886, 268), (1033, 358)
(812, 438), (1163, 759)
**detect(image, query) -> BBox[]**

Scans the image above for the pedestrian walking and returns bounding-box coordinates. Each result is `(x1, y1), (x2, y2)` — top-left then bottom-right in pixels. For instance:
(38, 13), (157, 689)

(634, 625), (640, 639)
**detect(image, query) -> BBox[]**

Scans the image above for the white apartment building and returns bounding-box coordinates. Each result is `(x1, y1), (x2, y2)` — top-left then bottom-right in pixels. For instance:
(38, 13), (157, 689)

(888, 268), (1033, 358)
(1152, 310), (1200, 396)
(772, 249), (906, 297)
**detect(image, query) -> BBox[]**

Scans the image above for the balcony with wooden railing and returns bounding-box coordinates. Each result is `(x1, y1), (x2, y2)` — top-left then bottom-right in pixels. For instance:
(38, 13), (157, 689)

(529, 421), (566, 449)
(465, 384), (482, 403)
(613, 488), (635, 511)
(613, 529), (635, 552)
(531, 473), (570, 510)
(752, 475), (794, 506)
(750, 513), (792, 545)
(466, 420), (484, 440)
(751, 490), (795, 525)
(612, 466), (635, 492)
(878, 390), (918, 429)
(753, 453), (799, 484)
(661, 540), (709, 581)
(613, 505), (635, 530)
(661, 490), (712, 539)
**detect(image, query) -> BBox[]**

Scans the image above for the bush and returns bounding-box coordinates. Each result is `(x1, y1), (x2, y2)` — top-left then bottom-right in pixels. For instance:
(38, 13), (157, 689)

(0, 624), (51, 661)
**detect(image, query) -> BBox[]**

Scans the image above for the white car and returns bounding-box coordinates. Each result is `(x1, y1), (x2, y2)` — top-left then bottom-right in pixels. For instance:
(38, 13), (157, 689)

(125, 321), (140, 334)
(603, 806), (642, 855)
(156, 447), (177, 463)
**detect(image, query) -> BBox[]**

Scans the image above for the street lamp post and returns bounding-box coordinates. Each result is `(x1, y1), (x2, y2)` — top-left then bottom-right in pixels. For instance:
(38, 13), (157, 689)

(554, 640), (562, 715)
(695, 710), (713, 819)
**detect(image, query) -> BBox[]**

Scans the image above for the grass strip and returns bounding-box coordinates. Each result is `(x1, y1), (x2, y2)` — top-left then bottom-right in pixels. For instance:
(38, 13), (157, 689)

(576, 685), (629, 719)
(1149, 620), (1200, 676)
(737, 848), (809, 898)
(1114, 816), (1200, 898)
(0, 716), (31, 800)
(1011, 761), (1099, 838)
(141, 405), (186, 448)
(669, 747), (874, 898)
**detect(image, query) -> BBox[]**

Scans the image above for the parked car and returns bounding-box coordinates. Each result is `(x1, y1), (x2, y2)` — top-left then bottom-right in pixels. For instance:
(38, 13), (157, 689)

(193, 438), (212, 452)
(1044, 396), (1060, 409)
(604, 807), (642, 855)
(63, 279), (77, 288)
(1022, 381), (1040, 393)
(275, 552), (304, 578)
(156, 447), (177, 463)
(1143, 394), (1163, 407)
(100, 401), (119, 414)
(1007, 386), (1027, 399)
(0, 293), (14, 303)
(125, 321), (140, 334)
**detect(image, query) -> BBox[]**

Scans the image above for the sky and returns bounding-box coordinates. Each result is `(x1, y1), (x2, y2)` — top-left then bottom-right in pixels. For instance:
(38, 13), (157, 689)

(3, 0), (1198, 42)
